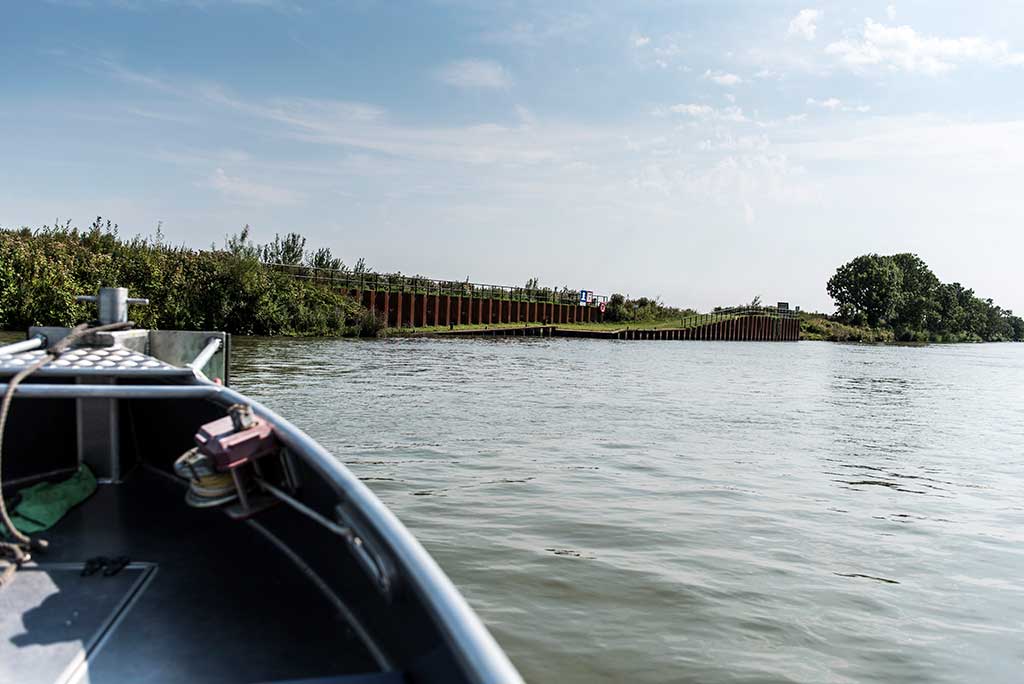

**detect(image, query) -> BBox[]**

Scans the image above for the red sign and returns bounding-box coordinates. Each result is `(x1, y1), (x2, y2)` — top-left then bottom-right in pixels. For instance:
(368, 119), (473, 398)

(599, 301), (606, 313)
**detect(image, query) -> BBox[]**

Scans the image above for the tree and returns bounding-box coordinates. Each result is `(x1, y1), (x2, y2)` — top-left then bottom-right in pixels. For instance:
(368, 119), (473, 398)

(827, 253), (1022, 342)
(223, 225), (260, 260)
(889, 253), (940, 334)
(260, 232), (306, 265)
(1006, 314), (1024, 341)
(935, 282), (966, 334)
(605, 293), (627, 322)
(826, 254), (903, 327)
(306, 247), (344, 271)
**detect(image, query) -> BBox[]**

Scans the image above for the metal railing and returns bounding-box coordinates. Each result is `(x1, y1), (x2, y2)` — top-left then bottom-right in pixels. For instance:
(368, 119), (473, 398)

(267, 263), (608, 307)
(697, 305), (799, 324)
(628, 305), (799, 330)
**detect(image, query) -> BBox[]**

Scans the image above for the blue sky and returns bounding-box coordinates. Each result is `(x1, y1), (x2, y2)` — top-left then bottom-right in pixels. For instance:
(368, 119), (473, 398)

(4, 1), (1024, 312)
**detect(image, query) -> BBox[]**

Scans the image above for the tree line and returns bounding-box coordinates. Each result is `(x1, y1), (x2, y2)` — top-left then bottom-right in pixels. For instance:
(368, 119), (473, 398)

(827, 253), (1023, 342)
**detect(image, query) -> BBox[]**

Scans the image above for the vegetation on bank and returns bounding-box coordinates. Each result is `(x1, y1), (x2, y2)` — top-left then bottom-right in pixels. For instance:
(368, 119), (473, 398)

(826, 253), (1023, 342)
(799, 313), (895, 343)
(3, 219), (1020, 346)
(0, 220), (374, 336)
(601, 293), (698, 324)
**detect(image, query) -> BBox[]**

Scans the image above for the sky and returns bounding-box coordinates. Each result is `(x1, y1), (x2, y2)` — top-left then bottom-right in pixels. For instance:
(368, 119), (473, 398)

(3, 1), (1024, 313)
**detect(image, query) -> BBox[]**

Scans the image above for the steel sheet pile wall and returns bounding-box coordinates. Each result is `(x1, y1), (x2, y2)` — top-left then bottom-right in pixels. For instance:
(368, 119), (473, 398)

(356, 290), (594, 329)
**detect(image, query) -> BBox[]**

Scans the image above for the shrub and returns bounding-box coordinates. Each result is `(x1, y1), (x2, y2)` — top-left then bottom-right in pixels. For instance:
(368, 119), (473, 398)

(0, 221), (368, 337)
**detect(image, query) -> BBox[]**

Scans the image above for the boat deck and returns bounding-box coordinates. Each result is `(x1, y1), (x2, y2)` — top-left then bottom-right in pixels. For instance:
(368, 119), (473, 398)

(1, 468), (393, 684)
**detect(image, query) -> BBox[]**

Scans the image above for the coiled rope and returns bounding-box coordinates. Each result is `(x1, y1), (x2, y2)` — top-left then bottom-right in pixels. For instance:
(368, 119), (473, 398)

(0, 320), (134, 587)
(173, 446), (239, 507)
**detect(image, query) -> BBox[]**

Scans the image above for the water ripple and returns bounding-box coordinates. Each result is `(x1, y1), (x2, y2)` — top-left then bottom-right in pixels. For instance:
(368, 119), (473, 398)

(232, 337), (1024, 684)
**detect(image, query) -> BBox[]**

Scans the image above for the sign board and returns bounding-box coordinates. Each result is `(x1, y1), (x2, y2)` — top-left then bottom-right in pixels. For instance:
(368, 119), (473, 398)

(599, 301), (606, 313)
(777, 302), (789, 311)
(579, 290), (590, 305)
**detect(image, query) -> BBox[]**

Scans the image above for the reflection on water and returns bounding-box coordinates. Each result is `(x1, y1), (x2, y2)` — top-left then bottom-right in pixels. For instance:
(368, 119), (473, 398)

(232, 337), (1024, 684)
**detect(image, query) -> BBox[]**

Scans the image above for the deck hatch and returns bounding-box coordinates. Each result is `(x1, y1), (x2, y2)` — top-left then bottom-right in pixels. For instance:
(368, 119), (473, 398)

(0, 561), (156, 684)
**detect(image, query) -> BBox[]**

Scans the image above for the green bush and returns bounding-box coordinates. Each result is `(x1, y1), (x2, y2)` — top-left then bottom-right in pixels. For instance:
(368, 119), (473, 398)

(0, 220), (368, 336)
(356, 310), (386, 338)
(603, 292), (697, 323)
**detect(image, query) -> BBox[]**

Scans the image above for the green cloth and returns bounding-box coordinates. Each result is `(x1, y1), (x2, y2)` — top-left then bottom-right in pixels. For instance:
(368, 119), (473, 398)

(8, 465), (97, 534)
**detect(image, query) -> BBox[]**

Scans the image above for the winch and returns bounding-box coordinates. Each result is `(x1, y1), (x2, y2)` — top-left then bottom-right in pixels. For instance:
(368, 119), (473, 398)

(174, 403), (285, 517)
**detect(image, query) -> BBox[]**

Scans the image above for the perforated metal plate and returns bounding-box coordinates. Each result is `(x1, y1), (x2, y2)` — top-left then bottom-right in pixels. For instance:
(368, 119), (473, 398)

(0, 346), (192, 378)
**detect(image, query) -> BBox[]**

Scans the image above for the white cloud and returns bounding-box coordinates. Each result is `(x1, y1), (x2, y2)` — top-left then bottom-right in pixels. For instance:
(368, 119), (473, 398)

(703, 69), (743, 86)
(435, 59), (511, 89)
(807, 97), (842, 110)
(208, 168), (304, 205)
(826, 19), (1024, 75)
(886, 5), (896, 21)
(515, 105), (536, 127)
(807, 97), (871, 113)
(202, 89), (575, 165)
(668, 103), (748, 122)
(476, 12), (592, 47)
(634, 34), (651, 47)
(787, 9), (821, 41)
(669, 104), (714, 117)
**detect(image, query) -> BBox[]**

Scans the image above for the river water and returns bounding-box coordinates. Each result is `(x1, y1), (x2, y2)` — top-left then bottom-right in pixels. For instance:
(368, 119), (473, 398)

(231, 337), (1023, 684)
